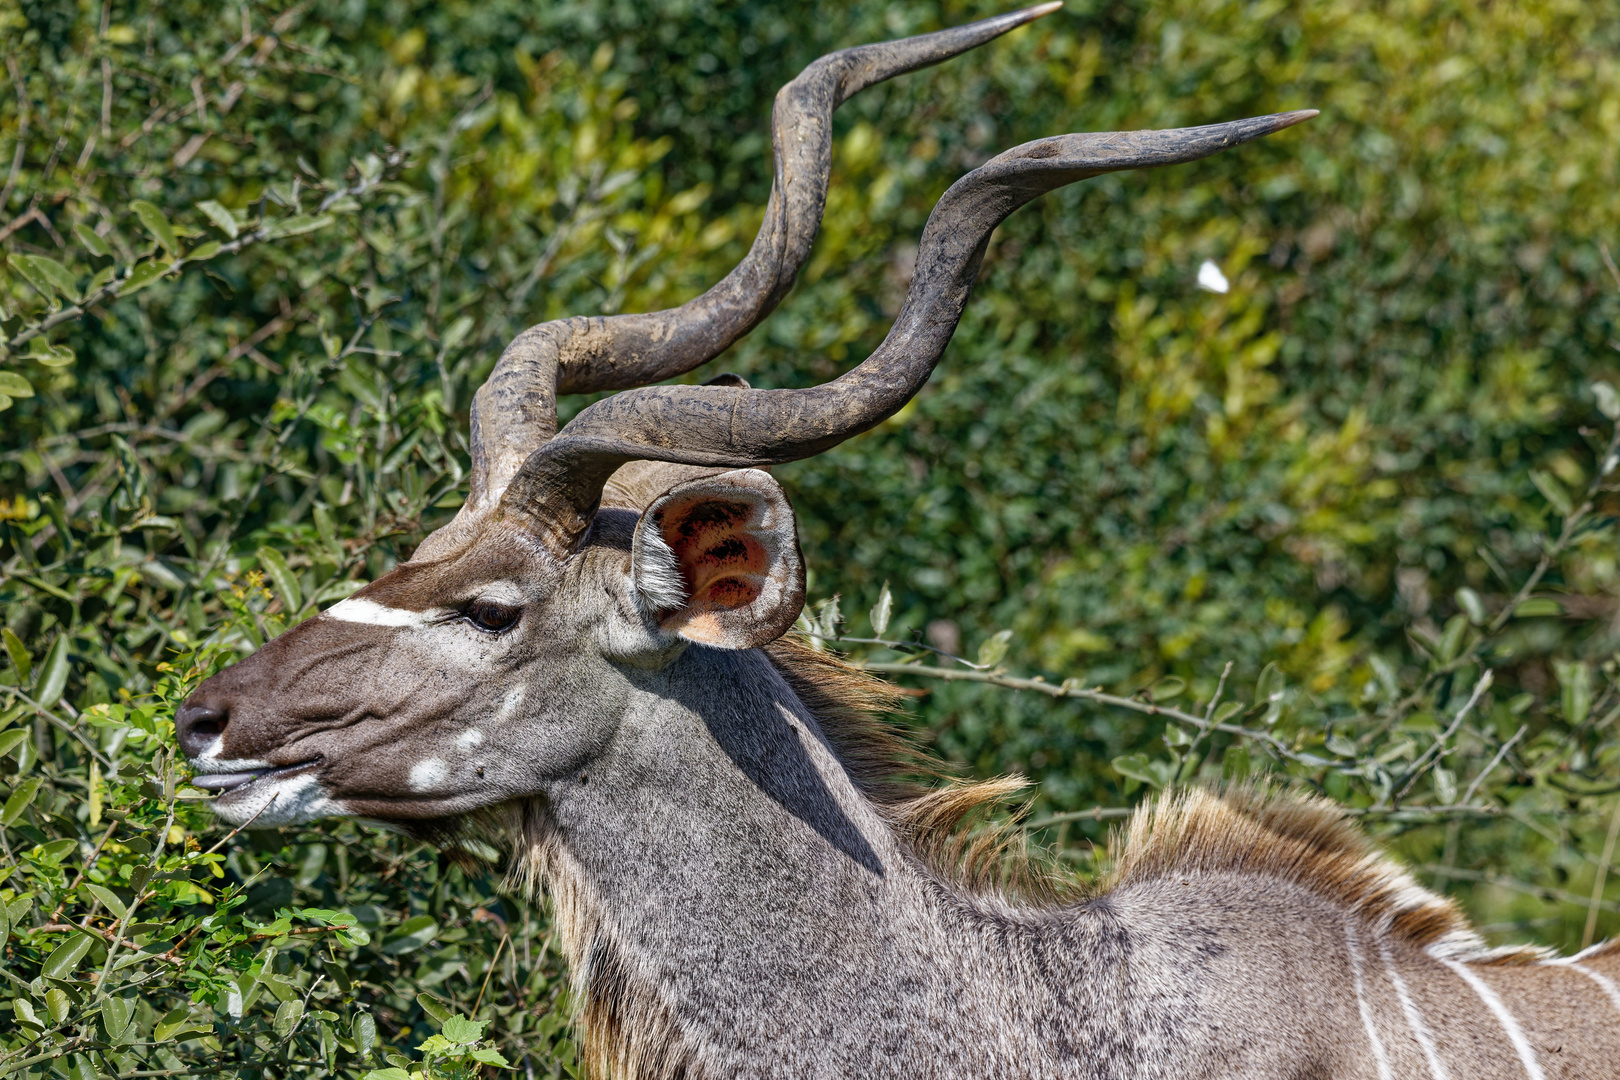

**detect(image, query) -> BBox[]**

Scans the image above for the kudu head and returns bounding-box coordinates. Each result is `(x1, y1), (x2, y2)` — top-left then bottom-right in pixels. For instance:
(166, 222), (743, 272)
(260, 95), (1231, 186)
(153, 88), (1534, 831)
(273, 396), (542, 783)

(177, 4), (1313, 828)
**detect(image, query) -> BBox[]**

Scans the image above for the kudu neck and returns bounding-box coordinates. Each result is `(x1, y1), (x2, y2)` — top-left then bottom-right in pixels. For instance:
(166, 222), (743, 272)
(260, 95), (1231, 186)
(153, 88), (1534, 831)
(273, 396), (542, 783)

(526, 645), (1123, 1076)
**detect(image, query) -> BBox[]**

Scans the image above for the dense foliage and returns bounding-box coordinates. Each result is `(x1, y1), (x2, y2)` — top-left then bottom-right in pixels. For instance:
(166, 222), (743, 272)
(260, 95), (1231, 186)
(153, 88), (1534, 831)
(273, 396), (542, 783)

(1, 1), (1616, 1076)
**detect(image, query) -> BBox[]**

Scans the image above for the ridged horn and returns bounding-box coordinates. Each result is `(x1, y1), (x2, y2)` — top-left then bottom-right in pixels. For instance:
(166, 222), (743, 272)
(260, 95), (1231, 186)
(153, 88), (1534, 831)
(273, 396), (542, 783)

(498, 109), (1318, 554)
(460, 4), (1065, 515)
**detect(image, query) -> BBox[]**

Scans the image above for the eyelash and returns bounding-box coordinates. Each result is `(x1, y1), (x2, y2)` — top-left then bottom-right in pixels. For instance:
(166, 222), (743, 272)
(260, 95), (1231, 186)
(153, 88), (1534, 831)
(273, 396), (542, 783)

(462, 599), (522, 634)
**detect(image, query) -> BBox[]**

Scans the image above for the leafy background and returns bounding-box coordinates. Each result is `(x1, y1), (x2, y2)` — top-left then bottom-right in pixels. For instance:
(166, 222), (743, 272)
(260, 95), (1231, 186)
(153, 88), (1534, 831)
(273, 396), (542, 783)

(1, 0), (1617, 1076)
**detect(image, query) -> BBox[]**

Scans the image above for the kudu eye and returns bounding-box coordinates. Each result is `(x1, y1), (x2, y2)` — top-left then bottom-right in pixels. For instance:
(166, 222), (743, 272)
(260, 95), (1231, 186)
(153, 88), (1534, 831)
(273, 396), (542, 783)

(463, 599), (521, 634)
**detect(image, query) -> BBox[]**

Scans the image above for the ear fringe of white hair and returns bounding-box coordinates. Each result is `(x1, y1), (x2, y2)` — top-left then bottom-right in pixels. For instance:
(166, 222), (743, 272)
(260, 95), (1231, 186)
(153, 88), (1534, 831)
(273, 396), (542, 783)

(632, 527), (689, 615)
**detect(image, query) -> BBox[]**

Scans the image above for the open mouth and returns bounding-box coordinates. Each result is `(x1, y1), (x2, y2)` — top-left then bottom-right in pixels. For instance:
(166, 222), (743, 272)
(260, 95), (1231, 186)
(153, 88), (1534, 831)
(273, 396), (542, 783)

(190, 758), (321, 793)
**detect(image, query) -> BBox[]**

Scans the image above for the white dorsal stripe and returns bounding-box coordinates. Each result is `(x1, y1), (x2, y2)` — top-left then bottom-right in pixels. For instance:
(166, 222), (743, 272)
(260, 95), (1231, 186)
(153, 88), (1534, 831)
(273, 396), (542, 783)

(1565, 962), (1620, 1019)
(1437, 958), (1545, 1080)
(1380, 941), (1450, 1080)
(325, 597), (437, 628)
(1345, 921), (1394, 1080)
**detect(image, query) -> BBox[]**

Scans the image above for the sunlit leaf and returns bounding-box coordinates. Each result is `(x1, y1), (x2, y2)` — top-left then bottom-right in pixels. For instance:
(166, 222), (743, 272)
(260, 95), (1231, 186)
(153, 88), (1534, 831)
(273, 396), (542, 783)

(73, 223), (112, 257)
(41, 932), (94, 980)
(196, 199), (240, 240)
(130, 200), (180, 255)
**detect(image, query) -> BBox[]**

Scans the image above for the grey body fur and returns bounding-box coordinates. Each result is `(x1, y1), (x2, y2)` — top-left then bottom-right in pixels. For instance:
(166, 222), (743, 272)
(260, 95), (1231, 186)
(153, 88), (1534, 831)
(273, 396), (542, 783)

(526, 644), (1620, 1079)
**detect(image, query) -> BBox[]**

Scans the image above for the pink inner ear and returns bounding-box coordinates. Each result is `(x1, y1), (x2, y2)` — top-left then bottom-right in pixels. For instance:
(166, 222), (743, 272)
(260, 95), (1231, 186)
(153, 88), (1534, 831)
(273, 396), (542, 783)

(658, 496), (769, 622)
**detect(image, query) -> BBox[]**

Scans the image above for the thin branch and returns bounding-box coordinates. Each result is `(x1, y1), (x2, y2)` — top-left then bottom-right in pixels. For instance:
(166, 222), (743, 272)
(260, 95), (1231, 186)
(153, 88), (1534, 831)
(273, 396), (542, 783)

(1460, 724), (1527, 806)
(854, 661), (1329, 769)
(473, 931), (510, 1015)
(1023, 805), (1136, 830)
(0, 54), (29, 214)
(1391, 670), (1493, 805)
(1583, 798), (1620, 949)
(1427, 865), (1620, 914)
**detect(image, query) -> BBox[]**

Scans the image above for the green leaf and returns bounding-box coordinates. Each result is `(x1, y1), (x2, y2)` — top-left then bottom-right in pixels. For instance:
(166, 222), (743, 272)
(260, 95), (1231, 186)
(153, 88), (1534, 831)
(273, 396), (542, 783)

(1513, 598), (1563, 619)
(1148, 675), (1186, 702)
(1325, 734), (1359, 758)
(0, 371), (34, 398)
(3, 777), (42, 825)
(73, 223), (112, 258)
(2, 627), (31, 681)
(37, 837), (75, 859)
(84, 884), (127, 920)
(256, 546), (303, 614)
(415, 990), (451, 1021)
(196, 199), (240, 240)
(1437, 615), (1468, 664)
(470, 1046), (511, 1066)
(100, 996), (133, 1043)
(361, 1070), (412, 1080)
(440, 314), (474, 352)
(1254, 663), (1287, 724)
(117, 260), (167, 296)
(0, 728), (28, 759)
(41, 931), (94, 980)
(273, 998), (304, 1039)
(1433, 766), (1458, 804)
(187, 240), (222, 262)
(353, 1011), (377, 1056)
(1162, 724), (1193, 747)
(130, 200), (180, 255)
(26, 338), (77, 367)
(1593, 380), (1620, 421)
(1555, 659), (1593, 726)
(155, 1006), (211, 1042)
(266, 214), (335, 239)
(1528, 469), (1572, 516)
(1112, 752), (1176, 789)
(1212, 701), (1245, 723)
(35, 632), (71, 709)
(13, 998), (43, 1031)
(869, 582), (892, 637)
(1455, 587), (1487, 626)
(11, 254), (80, 300)
(441, 1015), (485, 1045)
(976, 629), (1012, 669)
(45, 987), (70, 1023)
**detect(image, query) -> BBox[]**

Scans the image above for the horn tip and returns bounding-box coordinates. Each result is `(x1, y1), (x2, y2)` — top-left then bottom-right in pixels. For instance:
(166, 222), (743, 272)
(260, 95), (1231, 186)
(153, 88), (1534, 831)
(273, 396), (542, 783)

(1023, 1), (1065, 18)
(1270, 108), (1320, 130)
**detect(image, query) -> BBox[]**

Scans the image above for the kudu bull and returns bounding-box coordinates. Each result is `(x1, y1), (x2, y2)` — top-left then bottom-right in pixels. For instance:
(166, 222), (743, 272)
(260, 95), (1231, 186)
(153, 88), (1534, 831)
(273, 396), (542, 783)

(176, 6), (1618, 1077)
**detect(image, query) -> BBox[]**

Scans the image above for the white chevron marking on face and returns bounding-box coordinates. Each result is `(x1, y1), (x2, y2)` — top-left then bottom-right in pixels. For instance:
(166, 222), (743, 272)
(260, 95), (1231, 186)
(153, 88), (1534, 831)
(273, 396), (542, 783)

(1345, 922), (1394, 1080)
(1380, 941), (1450, 1080)
(1437, 958), (1545, 1080)
(324, 597), (440, 627)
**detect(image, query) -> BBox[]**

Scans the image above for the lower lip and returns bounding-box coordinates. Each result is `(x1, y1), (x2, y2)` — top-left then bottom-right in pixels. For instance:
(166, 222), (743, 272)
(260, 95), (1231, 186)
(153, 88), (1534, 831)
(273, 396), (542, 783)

(191, 760), (320, 793)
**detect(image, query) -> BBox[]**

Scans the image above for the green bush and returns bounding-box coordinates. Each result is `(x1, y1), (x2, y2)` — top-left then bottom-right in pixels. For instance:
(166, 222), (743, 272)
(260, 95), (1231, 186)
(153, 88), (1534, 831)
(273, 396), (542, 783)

(1, 1), (1617, 1077)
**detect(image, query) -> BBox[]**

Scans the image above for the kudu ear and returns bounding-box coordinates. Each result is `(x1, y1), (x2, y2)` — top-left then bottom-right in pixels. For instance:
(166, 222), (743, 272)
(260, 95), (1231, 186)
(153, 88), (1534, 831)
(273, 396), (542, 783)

(630, 469), (805, 650)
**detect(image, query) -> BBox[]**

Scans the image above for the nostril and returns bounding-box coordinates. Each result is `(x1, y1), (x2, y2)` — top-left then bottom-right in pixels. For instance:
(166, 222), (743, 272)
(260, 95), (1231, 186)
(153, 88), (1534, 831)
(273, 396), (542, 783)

(176, 701), (228, 758)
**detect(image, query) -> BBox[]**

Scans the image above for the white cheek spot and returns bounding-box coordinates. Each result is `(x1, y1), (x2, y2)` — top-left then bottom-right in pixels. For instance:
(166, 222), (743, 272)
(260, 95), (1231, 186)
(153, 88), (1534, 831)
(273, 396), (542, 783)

(409, 757), (449, 793)
(456, 729), (484, 753)
(495, 687), (525, 723)
(325, 597), (439, 628)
